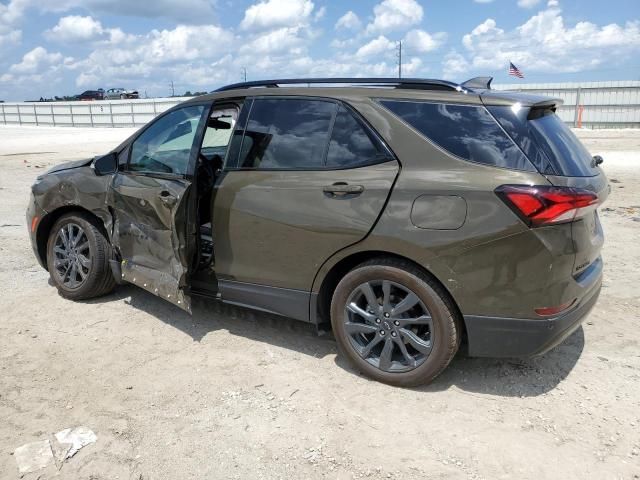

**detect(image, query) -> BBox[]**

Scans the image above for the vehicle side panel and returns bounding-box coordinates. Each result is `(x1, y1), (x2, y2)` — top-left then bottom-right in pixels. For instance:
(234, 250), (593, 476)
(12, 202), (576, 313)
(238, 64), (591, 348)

(312, 97), (588, 320)
(212, 161), (399, 291)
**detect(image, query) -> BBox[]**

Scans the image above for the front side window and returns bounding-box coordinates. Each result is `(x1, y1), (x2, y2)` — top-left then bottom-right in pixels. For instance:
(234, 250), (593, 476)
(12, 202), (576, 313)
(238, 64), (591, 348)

(380, 100), (534, 171)
(129, 105), (205, 175)
(237, 98), (336, 170)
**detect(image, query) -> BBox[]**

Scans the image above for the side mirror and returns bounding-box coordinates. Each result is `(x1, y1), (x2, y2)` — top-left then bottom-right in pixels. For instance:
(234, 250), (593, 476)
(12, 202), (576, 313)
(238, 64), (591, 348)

(93, 152), (118, 176)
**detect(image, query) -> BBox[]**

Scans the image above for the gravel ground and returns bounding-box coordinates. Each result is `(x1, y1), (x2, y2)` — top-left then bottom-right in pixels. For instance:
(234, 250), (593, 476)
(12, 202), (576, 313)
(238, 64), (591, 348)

(0, 125), (639, 480)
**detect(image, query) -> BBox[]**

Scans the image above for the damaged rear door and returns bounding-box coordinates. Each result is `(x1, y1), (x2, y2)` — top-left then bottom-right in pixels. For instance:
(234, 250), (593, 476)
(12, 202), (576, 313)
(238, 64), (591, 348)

(108, 104), (208, 312)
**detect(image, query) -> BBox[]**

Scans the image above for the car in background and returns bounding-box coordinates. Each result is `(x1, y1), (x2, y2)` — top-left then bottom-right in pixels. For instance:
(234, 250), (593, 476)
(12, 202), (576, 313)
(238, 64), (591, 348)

(104, 88), (139, 100)
(76, 90), (104, 101)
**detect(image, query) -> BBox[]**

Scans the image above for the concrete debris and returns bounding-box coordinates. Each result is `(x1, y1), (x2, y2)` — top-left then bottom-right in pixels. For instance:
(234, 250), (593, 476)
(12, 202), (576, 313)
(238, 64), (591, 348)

(55, 426), (97, 459)
(13, 440), (55, 475)
(14, 427), (97, 474)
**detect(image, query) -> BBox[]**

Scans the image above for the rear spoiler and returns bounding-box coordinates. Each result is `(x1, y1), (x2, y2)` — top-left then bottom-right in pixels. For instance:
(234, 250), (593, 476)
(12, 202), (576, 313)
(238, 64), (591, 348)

(480, 90), (564, 109)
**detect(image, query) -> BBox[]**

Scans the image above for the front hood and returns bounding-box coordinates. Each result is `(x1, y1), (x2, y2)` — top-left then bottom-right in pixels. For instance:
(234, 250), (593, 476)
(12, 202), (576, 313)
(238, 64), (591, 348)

(44, 157), (94, 175)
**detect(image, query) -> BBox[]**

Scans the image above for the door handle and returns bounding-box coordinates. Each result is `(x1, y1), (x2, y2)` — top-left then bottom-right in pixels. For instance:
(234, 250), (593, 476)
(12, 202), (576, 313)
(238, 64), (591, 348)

(323, 183), (365, 196)
(159, 190), (177, 207)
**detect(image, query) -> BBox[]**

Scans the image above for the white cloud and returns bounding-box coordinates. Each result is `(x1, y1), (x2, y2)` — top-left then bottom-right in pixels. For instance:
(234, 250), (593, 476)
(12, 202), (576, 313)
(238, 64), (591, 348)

(0, 0), (27, 50)
(239, 26), (308, 55)
(442, 51), (470, 78)
(39, 0), (217, 24)
(366, 0), (423, 34)
(457, 2), (640, 75)
(240, 0), (314, 31)
(45, 15), (105, 43)
(403, 29), (446, 53)
(355, 35), (396, 58)
(517, 0), (541, 7)
(9, 46), (64, 74)
(335, 11), (362, 31)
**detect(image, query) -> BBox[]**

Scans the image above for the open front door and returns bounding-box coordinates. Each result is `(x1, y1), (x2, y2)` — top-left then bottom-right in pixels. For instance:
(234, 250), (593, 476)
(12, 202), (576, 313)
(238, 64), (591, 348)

(108, 104), (208, 313)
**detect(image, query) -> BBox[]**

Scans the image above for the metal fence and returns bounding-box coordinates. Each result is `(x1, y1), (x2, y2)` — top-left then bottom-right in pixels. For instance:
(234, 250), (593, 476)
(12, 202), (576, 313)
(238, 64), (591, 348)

(0, 97), (188, 128)
(2, 80), (640, 129)
(494, 80), (640, 129)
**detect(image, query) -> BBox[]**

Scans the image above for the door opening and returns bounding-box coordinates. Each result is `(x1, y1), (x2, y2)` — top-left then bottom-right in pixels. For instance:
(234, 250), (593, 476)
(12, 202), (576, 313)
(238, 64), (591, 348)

(190, 103), (240, 292)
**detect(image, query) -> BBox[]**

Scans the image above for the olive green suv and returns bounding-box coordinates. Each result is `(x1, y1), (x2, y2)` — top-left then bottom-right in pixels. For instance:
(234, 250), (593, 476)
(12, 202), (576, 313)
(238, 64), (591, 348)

(27, 77), (607, 386)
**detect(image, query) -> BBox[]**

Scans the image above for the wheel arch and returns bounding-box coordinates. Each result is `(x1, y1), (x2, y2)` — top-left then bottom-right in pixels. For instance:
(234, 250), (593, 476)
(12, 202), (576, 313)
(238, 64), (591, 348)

(313, 250), (465, 340)
(36, 205), (112, 271)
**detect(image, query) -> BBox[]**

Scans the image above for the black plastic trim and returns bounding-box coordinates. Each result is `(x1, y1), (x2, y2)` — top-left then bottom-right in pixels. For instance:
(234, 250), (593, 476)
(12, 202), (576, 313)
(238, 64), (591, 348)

(219, 280), (312, 323)
(464, 281), (601, 358)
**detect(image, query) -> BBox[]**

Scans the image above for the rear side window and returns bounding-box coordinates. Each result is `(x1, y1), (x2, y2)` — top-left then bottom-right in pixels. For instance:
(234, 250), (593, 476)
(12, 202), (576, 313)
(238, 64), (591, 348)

(380, 100), (534, 172)
(487, 106), (598, 177)
(528, 110), (597, 177)
(237, 98), (335, 169)
(326, 106), (387, 168)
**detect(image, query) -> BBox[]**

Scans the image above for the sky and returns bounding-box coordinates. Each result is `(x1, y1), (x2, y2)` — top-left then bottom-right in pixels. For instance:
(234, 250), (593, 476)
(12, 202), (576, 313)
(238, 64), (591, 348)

(0, 0), (638, 100)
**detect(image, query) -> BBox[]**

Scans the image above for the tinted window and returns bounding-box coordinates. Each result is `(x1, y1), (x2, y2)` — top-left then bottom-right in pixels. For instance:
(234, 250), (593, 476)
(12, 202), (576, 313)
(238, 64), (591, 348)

(488, 106), (598, 177)
(380, 100), (534, 171)
(529, 110), (597, 177)
(326, 106), (386, 168)
(130, 105), (204, 175)
(487, 105), (555, 175)
(225, 100), (252, 169)
(238, 98), (336, 169)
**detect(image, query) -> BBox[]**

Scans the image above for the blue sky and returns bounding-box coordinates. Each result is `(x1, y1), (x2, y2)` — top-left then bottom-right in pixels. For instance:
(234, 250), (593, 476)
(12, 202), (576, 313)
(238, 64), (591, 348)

(0, 0), (638, 100)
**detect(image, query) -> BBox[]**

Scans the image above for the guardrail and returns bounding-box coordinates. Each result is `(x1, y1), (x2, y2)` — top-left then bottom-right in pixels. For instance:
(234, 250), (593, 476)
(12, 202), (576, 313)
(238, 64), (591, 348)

(0, 98), (189, 128)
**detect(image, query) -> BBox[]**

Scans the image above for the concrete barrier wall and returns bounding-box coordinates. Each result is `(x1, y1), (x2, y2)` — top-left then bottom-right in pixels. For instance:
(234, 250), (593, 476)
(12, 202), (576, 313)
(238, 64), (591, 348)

(0, 97), (189, 128)
(494, 80), (640, 129)
(2, 80), (639, 129)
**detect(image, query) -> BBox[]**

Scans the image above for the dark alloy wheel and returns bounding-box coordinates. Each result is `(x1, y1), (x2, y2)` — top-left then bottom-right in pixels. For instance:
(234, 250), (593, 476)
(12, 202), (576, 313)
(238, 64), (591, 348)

(46, 213), (116, 300)
(52, 222), (92, 289)
(344, 280), (433, 373)
(331, 258), (460, 387)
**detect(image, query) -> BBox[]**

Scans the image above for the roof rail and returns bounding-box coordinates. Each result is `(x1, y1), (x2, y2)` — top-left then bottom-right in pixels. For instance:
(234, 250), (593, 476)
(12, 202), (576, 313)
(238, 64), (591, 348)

(214, 77), (465, 93)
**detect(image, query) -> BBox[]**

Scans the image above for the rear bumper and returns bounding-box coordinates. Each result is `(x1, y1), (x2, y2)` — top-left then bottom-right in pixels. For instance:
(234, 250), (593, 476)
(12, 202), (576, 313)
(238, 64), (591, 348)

(463, 273), (601, 357)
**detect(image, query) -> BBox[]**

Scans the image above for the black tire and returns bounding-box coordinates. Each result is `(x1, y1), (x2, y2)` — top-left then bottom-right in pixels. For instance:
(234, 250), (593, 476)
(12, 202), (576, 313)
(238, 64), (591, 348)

(46, 212), (116, 300)
(331, 258), (460, 387)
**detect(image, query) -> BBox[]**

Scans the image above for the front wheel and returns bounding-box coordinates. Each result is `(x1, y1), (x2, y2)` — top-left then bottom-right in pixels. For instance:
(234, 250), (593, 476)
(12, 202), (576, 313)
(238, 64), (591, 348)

(46, 213), (116, 300)
(331, 258), (460, 387)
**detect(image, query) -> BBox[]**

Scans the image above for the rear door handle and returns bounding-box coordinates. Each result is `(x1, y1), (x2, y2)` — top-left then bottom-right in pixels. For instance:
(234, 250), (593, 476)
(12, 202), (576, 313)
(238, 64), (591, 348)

(323, 183), (365, 196)
(159, 190), (177, 207)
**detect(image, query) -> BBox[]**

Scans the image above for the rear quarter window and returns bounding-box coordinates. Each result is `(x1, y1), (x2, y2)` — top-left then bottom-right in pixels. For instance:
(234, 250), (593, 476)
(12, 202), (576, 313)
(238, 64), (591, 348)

(379, 100), (535, 172)
(488, 106), (599, 177)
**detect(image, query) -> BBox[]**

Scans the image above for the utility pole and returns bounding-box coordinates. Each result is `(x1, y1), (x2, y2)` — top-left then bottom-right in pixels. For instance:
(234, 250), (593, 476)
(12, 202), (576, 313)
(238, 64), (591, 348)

(169, 80), (175, 97)
(397, 41), (402, 79)
(241, 67), (247, 82)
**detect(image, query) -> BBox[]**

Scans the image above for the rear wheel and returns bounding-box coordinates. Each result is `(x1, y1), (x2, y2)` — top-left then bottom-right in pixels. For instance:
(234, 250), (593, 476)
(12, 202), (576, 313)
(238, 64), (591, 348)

(331, 258), (460, 387)
(46, 213), (116, 300)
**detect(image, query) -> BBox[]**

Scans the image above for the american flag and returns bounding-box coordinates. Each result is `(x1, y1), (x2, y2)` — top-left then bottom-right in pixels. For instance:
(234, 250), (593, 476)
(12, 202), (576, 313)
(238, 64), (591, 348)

(508, 61), (525, 79)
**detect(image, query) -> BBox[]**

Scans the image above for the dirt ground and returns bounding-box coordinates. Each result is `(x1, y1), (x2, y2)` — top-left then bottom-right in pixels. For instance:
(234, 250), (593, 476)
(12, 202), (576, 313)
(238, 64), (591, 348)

(0, 125), (638, 480)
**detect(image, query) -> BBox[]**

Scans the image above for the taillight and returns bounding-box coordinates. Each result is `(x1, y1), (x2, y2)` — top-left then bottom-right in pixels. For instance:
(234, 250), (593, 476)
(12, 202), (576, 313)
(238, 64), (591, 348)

(496, 185), (599, 226)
